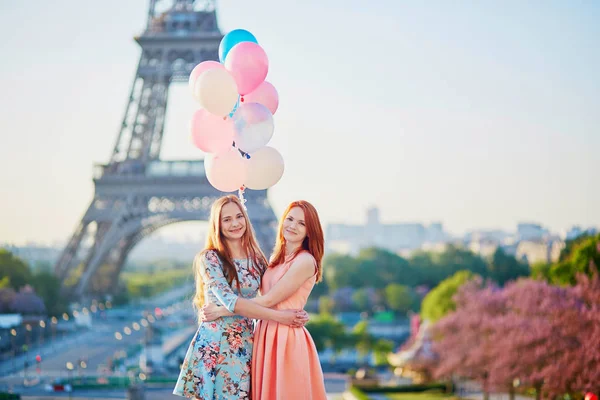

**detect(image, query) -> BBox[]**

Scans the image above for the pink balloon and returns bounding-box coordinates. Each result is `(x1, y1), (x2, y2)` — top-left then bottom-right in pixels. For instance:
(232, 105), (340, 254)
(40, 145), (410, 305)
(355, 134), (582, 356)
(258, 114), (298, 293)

(190, 109), (234, 154)
(188, 61), (224, 94)
(225, 42), (268, 95)
(243, 81), (279, 115)
(205, 149), (247, 192)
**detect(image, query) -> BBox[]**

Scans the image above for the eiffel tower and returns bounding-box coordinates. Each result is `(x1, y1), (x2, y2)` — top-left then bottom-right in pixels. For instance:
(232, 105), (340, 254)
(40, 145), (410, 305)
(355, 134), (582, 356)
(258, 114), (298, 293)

(55, 0), (277, 299)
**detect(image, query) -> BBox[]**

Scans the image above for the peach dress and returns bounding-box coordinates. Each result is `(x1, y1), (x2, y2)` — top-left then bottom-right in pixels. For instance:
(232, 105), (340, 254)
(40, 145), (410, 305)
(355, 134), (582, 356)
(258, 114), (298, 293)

(251, 252), (327, 400)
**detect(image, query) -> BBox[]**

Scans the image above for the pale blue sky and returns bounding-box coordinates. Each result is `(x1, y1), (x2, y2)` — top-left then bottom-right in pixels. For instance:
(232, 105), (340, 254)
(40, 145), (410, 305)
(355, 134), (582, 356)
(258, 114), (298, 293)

(0, 0), (598, 245)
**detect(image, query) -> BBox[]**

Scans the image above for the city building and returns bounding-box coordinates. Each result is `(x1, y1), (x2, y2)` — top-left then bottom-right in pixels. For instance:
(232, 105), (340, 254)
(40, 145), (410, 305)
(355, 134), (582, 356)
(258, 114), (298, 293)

(325, 207), (449, 255)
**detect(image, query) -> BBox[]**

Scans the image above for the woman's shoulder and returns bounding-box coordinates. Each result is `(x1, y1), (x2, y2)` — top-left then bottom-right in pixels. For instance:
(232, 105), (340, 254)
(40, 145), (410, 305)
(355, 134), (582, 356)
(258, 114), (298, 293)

(296, 250), (316, 262)
(291, 251), (317, 269)
(195, 249), (221, 266)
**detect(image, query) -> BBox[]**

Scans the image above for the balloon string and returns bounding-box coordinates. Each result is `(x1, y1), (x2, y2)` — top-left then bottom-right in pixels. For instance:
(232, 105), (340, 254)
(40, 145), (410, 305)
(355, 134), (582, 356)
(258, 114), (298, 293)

(232, 141), (251, 159)
(238, 185), (247, 210)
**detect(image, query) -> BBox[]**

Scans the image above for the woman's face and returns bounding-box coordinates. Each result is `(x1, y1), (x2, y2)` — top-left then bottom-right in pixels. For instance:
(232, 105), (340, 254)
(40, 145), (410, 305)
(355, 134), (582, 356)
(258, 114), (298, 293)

(282, 207), (307, 245)
(220, 202), (247, 241)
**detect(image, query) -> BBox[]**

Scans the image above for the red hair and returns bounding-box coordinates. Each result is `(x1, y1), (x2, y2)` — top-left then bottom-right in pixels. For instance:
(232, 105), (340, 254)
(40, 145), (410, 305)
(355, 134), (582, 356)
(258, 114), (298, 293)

(269, 200), (324, 283)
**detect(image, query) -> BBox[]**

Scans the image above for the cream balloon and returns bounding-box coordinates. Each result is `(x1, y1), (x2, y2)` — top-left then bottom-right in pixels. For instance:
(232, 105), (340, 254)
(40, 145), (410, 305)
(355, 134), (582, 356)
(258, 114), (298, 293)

(244, 146), (284, 190)
(205, 149), (247, 192)
(194, 68), (239, 117)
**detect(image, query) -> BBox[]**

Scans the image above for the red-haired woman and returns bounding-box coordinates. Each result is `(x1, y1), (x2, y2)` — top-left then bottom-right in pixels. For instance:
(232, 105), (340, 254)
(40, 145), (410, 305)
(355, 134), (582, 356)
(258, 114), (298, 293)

(202, 200), (327, 399)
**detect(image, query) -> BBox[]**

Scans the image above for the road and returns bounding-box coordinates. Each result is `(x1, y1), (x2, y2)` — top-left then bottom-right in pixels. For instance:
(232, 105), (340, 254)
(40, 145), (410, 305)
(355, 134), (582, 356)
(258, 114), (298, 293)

(11, 374), (347, 399)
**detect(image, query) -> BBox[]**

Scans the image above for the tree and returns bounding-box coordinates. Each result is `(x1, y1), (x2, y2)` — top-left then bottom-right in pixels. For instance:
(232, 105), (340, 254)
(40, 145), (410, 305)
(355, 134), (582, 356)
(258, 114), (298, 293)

(305, 313), (349, 354)
(384, 283), (413, 315)
(547, 234), (600, 285)
(331, 287), (355, 312)
(355, 248), (416, 288)
(0, 287), (16, 313)
(352, 288), (371, 312)
(353, 320), (374, 363)
(530, 261), (551, 281)
(318, 296), (334, 315)
(11, 286), (46, 315)
(572, 263), (600, 392)
(432, 278), (504, 400)
(0, 249), (33, 290)
(309, 277), (329, 298)
(32, 271), (68, 317)
(322, 253), (360, 291)
(410, 246), (488, 287)
(433, 274), (600, 399)
(488, 280), (587, 400)
(421, 270), (475, 322)
(487, 248), (529, 285)
(372, 339), (394, 367)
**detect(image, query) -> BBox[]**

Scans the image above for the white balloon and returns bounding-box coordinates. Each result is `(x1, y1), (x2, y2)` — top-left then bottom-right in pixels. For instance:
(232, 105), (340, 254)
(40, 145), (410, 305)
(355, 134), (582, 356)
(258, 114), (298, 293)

(244, 146), (284, 190)
(194, 68), (239, 117)
(233, 103), (274, 154)
(205, 149), (247, 192)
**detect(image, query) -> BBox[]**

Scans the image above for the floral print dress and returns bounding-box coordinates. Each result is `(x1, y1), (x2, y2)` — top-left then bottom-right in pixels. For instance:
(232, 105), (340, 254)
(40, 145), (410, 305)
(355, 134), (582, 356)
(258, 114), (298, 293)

(173, 250), (261, 399)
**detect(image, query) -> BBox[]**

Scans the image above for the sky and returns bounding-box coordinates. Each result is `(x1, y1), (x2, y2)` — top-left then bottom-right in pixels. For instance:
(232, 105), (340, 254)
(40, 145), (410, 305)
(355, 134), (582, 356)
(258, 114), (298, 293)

(0, 0), (598, 246)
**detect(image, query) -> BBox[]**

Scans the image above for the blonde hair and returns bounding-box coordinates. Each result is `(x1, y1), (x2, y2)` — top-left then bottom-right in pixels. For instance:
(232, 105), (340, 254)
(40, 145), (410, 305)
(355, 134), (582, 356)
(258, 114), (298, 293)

(192, 195), (267, 314)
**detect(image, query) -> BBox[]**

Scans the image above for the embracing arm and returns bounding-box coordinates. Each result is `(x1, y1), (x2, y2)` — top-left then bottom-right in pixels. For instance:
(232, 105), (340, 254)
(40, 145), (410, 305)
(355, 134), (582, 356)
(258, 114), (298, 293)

(251, 253), (316, 308)
(199, 252), (305, 325)
(203, 298), (307, 325)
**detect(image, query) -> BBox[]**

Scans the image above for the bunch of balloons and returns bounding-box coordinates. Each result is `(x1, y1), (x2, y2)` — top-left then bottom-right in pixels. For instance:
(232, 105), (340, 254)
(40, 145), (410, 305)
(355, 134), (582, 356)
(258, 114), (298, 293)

(188, 29), (284, 195)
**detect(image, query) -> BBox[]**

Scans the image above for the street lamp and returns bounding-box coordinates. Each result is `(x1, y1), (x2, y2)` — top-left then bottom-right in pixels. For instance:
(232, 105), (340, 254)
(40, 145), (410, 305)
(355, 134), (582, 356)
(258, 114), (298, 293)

(51, 317), (58, 348)
(10, 329), (17, 370)
(24, 324), (32, 362)
(66, 362), (74, 400)
(79, 359), (87, 378)
(39, 320), (46, 346)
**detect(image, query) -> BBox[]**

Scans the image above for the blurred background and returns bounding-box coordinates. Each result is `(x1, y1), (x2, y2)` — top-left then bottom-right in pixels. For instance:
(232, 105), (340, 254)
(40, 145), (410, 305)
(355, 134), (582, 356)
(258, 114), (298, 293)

(0, 1), (598, 399)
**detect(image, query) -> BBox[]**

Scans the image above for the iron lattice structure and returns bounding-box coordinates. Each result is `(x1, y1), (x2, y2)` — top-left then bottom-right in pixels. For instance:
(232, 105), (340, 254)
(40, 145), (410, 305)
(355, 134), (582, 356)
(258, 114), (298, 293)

(55, 0), (277, 299)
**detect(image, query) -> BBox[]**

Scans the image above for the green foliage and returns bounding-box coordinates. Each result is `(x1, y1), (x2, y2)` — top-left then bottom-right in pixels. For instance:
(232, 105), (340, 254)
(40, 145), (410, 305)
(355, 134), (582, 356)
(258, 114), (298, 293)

(421, 270), (475, 322)
(530, 261), (551, 281)
(0, 249), (33, 290)
(0, 249), (69, 316)
(487, 247), (529, 285)
(384, 284), (413, 314)
(318, 295), (334, 315)
(323, 253), (360, 291)
(546, 233), (600, 285)
(0, 392), (22, 400)
(430, 245), (488, 284)
(353, 320), (374, 357)
(352, 288), (371, 311)
(372, 338), (394, 366)
(324, 248), (417, 291)
(31, 270), (68, 316)
(320, 244), (525, 315)
(305, 313), (349, 352)
(348, 386), (370, 400)
(309, 278), (329, 298)
(121, 269), (189, 300)
(356, 248), (417, 288)
(359, 383), (451, 393)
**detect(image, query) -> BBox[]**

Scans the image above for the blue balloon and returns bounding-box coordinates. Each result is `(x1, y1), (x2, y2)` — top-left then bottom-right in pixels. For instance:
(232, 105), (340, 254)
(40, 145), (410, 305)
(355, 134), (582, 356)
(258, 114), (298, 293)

(219, 29), (258, 63)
